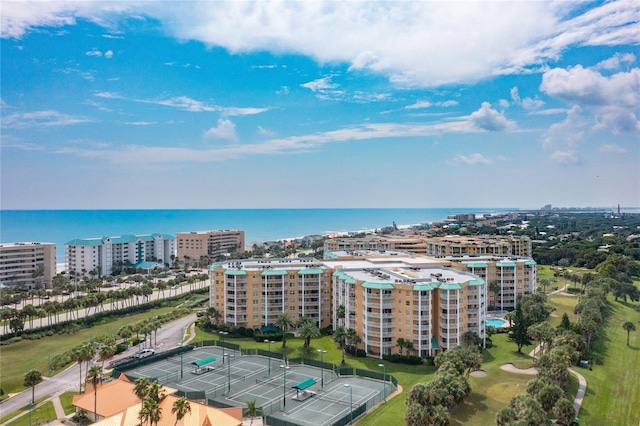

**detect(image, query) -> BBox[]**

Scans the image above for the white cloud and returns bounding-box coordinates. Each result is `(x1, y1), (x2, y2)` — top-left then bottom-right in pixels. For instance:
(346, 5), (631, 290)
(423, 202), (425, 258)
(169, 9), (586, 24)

(540, 65), (640, 133)
(204, 119), (238, 142)
(510, 87), (545, 110)
(126, 121), (156, 126)
(301, 76), (339, 92)
(257, 125), (274, 136)
(438, 100), (459, 107)
(593, 52), (636, 70)
(549, 150), (579, 164)
(405, 101), (432, 110)
(3, 2), (638, 87)
(499, 99), (510, 108)
(542, 105), (585, 149)
(468, 102), (517, 131)
(85, 49), (102, 57)
(452, 153), (492, 165)
(104, 49), (113, 58)
(1, 110), (91, 128)
(599, 143), (626, 154)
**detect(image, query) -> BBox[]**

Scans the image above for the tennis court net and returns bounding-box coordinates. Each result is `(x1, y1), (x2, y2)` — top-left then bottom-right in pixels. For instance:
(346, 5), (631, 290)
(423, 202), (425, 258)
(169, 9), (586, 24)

(312, 391), (353, 408)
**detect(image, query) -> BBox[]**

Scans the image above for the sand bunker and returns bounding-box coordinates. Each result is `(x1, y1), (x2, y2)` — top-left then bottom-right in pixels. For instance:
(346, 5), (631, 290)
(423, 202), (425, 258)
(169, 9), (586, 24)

(470, 369), (487, 377)
(500, 363), (538, 375)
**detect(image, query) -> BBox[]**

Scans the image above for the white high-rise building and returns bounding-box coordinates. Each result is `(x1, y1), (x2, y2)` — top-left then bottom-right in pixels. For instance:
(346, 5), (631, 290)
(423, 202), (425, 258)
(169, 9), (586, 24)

(65, 234), (175, 277)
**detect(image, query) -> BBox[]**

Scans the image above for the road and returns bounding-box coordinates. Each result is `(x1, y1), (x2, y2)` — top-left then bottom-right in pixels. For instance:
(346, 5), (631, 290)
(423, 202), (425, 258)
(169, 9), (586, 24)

(1, 280), (209, 335)
(0, 313), (197, 419)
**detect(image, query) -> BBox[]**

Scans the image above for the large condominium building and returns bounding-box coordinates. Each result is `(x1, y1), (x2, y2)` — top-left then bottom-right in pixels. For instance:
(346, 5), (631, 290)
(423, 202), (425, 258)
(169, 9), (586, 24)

(210, 250), (493, 358)
(65, 234), (175, 277)
(0, 242), (56, 289)
(447, 256), (537, 311)
(323, 235), (532, 258)
(176, 230), (245, 264)
(425, 235), (532, 258)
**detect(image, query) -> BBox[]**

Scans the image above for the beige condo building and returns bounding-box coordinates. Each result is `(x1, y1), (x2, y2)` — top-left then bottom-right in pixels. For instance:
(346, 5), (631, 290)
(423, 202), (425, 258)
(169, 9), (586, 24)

(177, 230), (245, 264)
(0, 242), (56, 289)
(209, 250), (519, 358)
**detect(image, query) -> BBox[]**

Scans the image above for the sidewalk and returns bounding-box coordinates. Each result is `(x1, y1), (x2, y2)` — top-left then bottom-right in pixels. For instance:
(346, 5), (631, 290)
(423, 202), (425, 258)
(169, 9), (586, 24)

(0, 394), (67, 426)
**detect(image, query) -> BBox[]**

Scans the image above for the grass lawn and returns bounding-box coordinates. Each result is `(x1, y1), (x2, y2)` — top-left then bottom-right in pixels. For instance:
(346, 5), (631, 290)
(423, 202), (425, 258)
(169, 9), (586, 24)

(575, 293), (640, 425)
(547, 293), (579, 327)
(449, 333), (535, 425)
(0, 307), (177, 397)
(59, 391), (80, 415)
(5, 401), (57, 426)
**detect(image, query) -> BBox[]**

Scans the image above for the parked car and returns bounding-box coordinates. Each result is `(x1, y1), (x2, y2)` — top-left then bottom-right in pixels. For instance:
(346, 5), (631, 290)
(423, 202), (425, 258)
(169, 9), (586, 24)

(196, 311), (206, 317)
(135, 348), (155, 358)
(171, 285), (179, 290)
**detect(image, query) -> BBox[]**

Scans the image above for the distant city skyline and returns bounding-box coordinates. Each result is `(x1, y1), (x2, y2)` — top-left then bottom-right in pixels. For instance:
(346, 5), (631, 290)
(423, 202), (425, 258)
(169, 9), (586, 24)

(1, 1), (639, 210)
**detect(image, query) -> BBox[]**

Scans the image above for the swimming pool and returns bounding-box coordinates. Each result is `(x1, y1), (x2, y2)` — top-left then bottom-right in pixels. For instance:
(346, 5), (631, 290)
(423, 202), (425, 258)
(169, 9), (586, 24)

(486, 318), (507, 328)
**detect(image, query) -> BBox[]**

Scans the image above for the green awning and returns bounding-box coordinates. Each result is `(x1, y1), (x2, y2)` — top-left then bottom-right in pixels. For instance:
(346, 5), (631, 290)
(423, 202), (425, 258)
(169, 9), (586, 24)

(438, 282), (462, 290)
(297, 268), (324, 275)
(524, 259), (537, 265)
(292, 378), (316, 390)
(192, 356), (216, 367)
(261, 270), (288, 276)
(467, 279), (486, 287)
(325, 252), (338, 259)
(431, 336), (440, 350)
(466, 262), (488, 268)
(224, 270), (247, 275)
(362, 282), (394, 290)
(413, 283), (436, 291)
(496, 261), (516, 267)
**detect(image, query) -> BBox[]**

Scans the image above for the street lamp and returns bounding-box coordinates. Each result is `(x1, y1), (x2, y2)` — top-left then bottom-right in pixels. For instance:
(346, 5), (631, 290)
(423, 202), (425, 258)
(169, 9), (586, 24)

(378, 363), (386, 402)
(317, 349), (327, 387)
(280, 364), (290, 410)
(344, 384), (353, 425)
(224, 353), (234, 394)
(264, 340), (274, 376)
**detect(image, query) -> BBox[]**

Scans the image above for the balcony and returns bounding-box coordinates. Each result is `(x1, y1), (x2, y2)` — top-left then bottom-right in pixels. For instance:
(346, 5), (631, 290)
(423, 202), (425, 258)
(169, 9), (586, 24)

(363, 301), (394, 309)
(363, 310), (395, 319)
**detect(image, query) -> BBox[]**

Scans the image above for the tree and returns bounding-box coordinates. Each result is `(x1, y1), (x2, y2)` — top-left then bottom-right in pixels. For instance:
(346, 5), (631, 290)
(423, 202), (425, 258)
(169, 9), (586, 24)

(558, 312), (572, 331)
(274, 313), (295, 348)
(346, 328), (362, 352)
(297, 317), (321, 350)
(535, 383), (563, 412)
(336, 304), (346, 326)
(405, 403), (450, 426)
(507, 393), (546, 426)
(553, 397), (575, 426)
(333, 326), (348, 364)
(396, 337), (406, 357)
(510, 304), (532, 353)
(86, 365), (104, 420)
(243, 399), (264, 426)
(23, 369), (43, 404)
(171, 396), (191, 426)
(622, 321), (636, 346)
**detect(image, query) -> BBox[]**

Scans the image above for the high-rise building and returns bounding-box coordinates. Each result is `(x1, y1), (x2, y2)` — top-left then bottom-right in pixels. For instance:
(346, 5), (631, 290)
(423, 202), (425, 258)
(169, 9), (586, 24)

(65, 234), (175, 277)
(209, 250), (519, 358)
(0, 242), (56, 289)
(176, 230), (245, 265)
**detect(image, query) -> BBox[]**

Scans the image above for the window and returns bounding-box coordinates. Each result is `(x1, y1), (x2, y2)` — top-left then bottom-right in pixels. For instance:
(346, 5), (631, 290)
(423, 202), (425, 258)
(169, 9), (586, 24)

(406, 301), (410, 306)
(253, 300), (258, 305)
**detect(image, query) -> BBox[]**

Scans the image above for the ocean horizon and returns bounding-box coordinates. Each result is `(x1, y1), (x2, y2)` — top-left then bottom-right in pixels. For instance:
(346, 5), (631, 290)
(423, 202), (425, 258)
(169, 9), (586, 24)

(1, 208), (513, 261)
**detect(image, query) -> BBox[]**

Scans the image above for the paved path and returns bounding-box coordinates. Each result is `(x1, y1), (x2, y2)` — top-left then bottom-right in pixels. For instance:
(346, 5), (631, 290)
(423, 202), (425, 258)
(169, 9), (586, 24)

(568, 368), (587, 417)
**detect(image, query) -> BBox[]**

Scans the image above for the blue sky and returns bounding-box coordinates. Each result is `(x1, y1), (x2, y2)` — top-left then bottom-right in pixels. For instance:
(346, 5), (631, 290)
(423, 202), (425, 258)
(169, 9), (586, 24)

(1, 1), (639, 210)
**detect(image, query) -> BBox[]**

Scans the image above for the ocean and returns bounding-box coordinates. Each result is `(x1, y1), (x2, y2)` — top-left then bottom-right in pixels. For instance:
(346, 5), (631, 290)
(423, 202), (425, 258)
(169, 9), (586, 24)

(0, 208), (509, 260)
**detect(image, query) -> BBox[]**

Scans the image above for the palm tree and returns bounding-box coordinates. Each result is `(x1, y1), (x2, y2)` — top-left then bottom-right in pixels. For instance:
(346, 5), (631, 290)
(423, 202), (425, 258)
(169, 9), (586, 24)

(336, 304), (346, 327)
(275, 312), (295, 348)
(396, 337), (406, 356)
(346, 328), (362, 353)
(623, 321), (636, 346)
(23, 369), (43, 404)
(86, 365), (104, 421)
(243, 400), (264, 425)
(333, 326), (348, 364)
(171, 397), (191, 426)
(298, 321), (321, 350)
(134, 378), (151, 426)
(405, 340), (415, 358)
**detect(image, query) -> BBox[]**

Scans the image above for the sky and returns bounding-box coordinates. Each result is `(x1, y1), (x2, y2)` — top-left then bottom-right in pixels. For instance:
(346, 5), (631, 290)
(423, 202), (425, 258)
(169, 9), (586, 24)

(1, 1), (639, 210)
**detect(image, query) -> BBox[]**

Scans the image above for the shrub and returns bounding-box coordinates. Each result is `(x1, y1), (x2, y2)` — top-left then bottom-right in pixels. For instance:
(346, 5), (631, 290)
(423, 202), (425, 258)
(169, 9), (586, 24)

(244, 328), (254, 337)
(382, 354), (423, 365)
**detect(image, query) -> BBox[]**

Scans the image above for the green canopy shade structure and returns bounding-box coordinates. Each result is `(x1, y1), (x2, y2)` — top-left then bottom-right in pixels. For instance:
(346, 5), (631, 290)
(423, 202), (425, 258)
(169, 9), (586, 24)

(292, 378), (316, 390)
(192, 356), (216, 367)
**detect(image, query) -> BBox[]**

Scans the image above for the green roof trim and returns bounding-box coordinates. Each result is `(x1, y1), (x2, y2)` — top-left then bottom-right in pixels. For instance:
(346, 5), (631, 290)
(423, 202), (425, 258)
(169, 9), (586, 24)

(362, 282), (395, 290)
(333, 271), (344, 277)
(297, 268), (324, 275)
(438, 282), (462, 290)
(292, 378), (317, 390)
(224, 270), (247, 276)
(65, 238), (104, 246)
(466, 262), (488, 268)
(261, 270), (288, 276)
(496, 261), (516, 267)
(467, 279), (486, 287)
(192, 356), (216, 367)
(413, 283), (436, 291)
(524, 259), (537, 265)
(345, 277), (357, 284)
(431, 336), (440, 350)
(325, 252), (338, 259)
